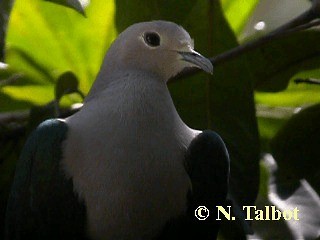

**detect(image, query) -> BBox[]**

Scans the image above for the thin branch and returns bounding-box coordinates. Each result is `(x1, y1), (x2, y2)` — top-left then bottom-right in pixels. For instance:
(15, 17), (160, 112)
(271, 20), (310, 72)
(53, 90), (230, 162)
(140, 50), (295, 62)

(0, 73), (24, 87)
(294, 78), (320, 85)
(211, 19), (320, 66)
(0, 110), (29, 125)
(0, 103), (82, 126)
(173, 6), (320, 81)
(269, 7), (317, 35)
(225, 0), (320, 63)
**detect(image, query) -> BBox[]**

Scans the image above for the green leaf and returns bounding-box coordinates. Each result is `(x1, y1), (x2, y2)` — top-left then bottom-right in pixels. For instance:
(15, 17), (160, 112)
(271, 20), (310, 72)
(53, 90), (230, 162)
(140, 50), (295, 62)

(248, 30), (320, 92)
(2, 0), (116, 109)
(5, 48), (56, 85)
(2, 85), (54, 105)
(221, 0), (259, 35)
(257, 116), (288, 152)
(0, 92), (34, 112)
(43, 0), (87, 16)
(55, 71), (83, 101)
(255, 65), (320, 113)
(270, 103), (320, 193)
(0, 63), (15, 86)
(256, 82), (320, 107)
(256, 104), (297, 151)
(251, 31), (320, 126)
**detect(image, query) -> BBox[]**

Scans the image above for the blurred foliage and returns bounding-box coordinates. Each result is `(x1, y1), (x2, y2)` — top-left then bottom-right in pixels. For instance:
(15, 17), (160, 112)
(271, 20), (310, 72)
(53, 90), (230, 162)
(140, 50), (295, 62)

(249, 30), (320, 92)
(54, 71), (83, 102)
(0, 0), (320, 239)
(0, 0), (14, 60)
(44, 0), (86, 15)
(1, 0), (116, 111)
(271, 104), (320, 193)
(221, 0), (259, 35)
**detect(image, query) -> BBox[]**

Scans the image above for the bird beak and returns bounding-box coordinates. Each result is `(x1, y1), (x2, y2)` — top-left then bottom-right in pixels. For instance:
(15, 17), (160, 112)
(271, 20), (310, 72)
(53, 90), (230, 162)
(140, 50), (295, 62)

(179, 50), (213, 74)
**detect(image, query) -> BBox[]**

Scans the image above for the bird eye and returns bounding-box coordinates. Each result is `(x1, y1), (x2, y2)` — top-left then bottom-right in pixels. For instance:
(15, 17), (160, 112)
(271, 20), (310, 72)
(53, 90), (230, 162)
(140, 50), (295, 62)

(144, 32), (160, 47)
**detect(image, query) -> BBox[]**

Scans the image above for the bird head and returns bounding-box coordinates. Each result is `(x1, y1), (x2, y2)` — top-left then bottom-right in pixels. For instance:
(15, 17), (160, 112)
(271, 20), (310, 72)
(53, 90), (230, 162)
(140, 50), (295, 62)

(105, 20), (213, 81)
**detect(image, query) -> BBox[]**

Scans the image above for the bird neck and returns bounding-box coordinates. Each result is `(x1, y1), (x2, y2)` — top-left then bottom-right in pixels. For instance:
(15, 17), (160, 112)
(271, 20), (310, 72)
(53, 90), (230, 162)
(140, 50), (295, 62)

(78, 70), (183, 131)
(85, 67), (166, 102)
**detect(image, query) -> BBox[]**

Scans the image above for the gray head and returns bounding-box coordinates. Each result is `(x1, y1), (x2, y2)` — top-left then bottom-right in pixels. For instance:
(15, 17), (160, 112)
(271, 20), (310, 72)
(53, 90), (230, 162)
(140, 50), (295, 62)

(102, 21), (212, 80)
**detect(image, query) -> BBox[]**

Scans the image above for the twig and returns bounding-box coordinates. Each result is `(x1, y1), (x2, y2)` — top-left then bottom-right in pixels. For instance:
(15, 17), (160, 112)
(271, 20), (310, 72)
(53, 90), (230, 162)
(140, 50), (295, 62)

(0, 110), (29, 125)
(0, 103), (82, 126)
(0, 73), (24, 87)
(294, 78), (320, 85)
(211, 19), (320, 66)
(217, 0), (320, 65)
(173, 5), (320, 80)
(269, 7), (317, 35)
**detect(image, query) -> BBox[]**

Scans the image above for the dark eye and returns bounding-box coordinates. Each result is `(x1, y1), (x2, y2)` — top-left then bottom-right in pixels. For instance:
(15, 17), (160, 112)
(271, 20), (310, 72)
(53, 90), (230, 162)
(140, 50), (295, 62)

(144, 32), (160, 47)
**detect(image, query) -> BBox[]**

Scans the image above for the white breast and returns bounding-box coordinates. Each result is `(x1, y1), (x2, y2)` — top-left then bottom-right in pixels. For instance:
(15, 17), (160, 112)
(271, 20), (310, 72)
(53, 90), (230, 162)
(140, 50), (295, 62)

(62, 76), (199, 240)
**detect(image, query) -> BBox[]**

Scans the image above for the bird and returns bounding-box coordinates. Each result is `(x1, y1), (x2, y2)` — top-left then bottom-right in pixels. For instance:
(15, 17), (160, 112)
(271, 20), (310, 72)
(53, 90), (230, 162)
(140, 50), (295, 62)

(5, 20), (230, 240)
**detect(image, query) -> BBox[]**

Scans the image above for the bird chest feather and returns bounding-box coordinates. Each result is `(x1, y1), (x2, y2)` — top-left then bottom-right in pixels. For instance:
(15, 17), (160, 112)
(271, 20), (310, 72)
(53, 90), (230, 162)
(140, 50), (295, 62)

(63, 76), (194, 239)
